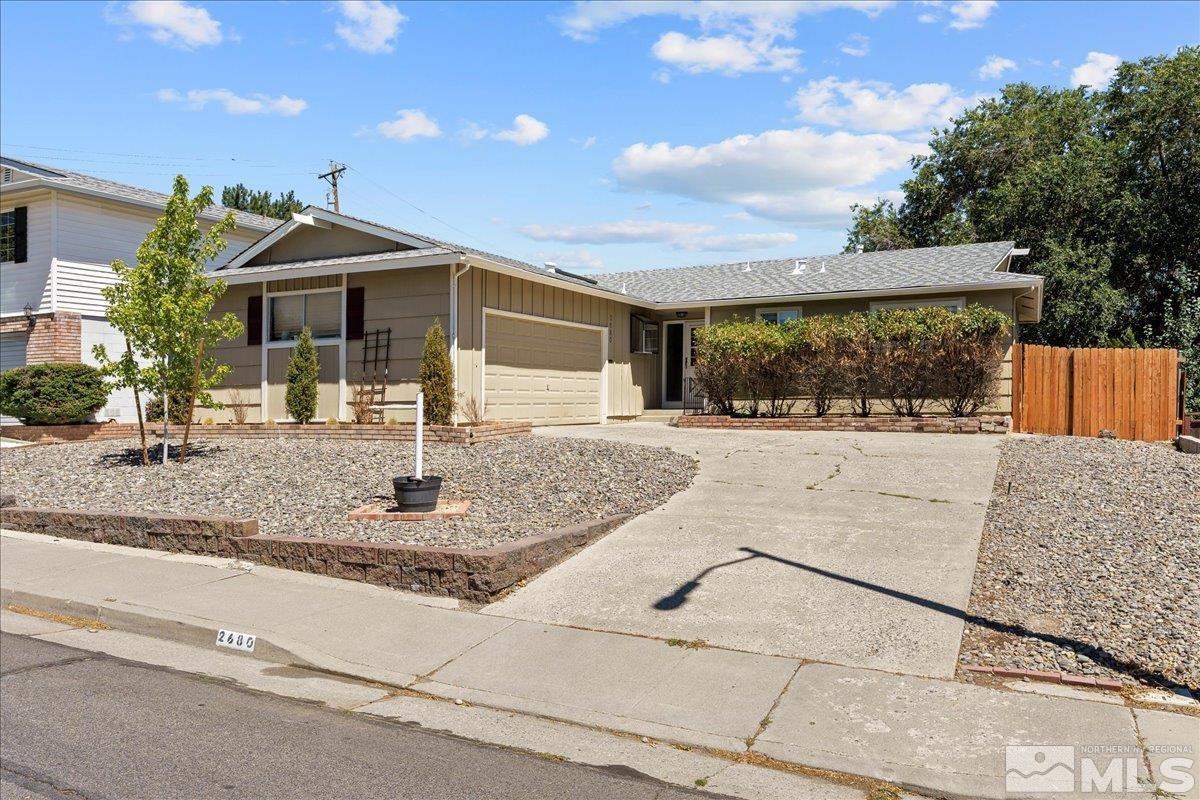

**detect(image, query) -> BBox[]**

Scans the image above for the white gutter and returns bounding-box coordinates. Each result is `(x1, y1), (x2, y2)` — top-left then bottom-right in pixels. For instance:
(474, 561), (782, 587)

(213, 251), (455, 285)
(652, 277), (1044, 310)
(449, 261), (471, 425)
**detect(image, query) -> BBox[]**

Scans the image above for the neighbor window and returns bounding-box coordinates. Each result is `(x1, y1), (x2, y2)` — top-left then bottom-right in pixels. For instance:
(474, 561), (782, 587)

(0, 210), (15, 263)
(869, 297), (966, 313)
(269, 291), (341, 341)
(756, 307), (801, 325)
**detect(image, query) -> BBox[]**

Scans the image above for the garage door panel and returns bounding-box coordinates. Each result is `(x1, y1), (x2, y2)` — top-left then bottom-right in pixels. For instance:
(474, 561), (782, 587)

(485, 313), (602, 426)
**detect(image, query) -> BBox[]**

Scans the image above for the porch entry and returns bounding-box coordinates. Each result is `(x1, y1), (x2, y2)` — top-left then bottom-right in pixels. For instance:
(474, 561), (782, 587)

(662, 320), (705, 410)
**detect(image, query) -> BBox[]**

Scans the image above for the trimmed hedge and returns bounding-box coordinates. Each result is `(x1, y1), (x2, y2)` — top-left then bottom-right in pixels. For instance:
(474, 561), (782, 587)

(0, 363), (109, 424)
(693, 305), (1011, 418)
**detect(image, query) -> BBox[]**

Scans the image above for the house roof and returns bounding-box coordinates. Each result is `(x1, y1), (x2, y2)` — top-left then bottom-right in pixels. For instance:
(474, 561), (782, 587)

(218, 206), (612, 295)
(592, 241), (1022, 304)
(0, 155), (281, 231)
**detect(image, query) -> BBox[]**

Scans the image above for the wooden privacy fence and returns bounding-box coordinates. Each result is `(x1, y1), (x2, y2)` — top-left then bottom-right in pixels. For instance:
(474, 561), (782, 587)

(1012, 344), (1183, 442)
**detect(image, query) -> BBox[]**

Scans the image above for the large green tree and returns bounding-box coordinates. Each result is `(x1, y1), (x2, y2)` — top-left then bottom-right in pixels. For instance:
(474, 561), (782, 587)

(95, 176), (243, 464)
(221, 183), (304, 220)
(846, 47), (1199, 409)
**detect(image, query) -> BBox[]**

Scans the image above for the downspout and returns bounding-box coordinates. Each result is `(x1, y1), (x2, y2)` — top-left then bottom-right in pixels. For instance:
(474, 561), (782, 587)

(449, 261), (471, 425)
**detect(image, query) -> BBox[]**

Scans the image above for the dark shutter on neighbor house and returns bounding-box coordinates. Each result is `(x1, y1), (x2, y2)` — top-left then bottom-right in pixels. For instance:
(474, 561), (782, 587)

(13, 206), (27, 263)
(346, 286), (365, 340)
(247, 295), (263, 346)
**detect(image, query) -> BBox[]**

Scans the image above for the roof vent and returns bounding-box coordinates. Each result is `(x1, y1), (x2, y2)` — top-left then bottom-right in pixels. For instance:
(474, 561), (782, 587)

(620, 281), (627, 294)
(743, 261), (752, 272)
(854, 244), (864, 254)
(819, 261), (827, 273)
(791, 259), (806, 275)
(544, 261), (558, 273)
(1, 168), (11, 184)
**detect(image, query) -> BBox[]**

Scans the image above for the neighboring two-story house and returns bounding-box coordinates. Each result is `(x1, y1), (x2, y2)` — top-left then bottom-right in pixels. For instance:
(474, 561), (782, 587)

(0, 156), (279, 421)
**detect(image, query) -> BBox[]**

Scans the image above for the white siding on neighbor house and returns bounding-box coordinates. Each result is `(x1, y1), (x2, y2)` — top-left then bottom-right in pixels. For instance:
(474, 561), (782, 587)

(0, 191), (54, 316)
(55, 193), (261, 270)
(80, 316), (137, 421)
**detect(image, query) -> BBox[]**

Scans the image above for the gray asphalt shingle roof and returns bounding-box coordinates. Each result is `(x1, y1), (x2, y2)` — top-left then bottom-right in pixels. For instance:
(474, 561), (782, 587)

(217, 247), (454, 277)
(591, 241), (1023, 304)
(1, 156), (282, 231)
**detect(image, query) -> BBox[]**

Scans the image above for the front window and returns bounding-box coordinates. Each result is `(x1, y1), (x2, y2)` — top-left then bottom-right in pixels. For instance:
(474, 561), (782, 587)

(870, 297), (966, 313)
(270, 291), (341, 341)
(757, 307), (801, 325)
(0, 210), (14, 263)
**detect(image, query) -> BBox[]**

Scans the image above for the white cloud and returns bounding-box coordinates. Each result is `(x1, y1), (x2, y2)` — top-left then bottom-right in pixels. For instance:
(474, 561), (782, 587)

(493, 114), (550, 145)
(724, 210), (753, 221)
(581, 136), (597, 149)
(651, 31), (800, 74)
(519, 219), (713, 244)
(559, 1), (893, 77)
(675, 232), (798, 252)
(977, 55), (1017, 80)
(1070, 51), (1120, 88)
(557, 1), (895, 41)
(791, 77), (973, 132)
(158, 88), (308, 116)
(534, 249), (606, 271)
(839, 33), (869, 57)
(948, 0), (996, 29)
(613, 127), (922, 226)
(917, 12), (938, 23)
(377, 109), (441, 141)
(107, 1), (223, 48)
(335, 0), (405, 54)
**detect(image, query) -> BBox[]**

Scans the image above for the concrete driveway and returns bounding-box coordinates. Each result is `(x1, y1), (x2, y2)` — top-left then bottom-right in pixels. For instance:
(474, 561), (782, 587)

(484, 422), (1001, 678)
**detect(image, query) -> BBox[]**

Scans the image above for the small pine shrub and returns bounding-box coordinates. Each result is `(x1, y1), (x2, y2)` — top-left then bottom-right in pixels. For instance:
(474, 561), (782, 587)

(285, 327), (319, 424)
(0, 363), (109, 425)
(145, 392), (192, 425)
(419, 319), (455, 426)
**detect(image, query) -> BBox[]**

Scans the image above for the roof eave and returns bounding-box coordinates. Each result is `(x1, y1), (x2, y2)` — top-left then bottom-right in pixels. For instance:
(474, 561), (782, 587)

(650, 277), (1045, 309)
(213, 251), (459, 285)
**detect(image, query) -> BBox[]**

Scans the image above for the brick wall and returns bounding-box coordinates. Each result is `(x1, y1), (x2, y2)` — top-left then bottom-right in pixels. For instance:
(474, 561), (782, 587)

(673, 415), (1011, 434)
(0, 312), (82, 364)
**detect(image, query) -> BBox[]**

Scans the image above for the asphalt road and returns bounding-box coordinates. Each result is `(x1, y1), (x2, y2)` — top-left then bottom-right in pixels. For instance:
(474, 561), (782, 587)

(0, 632), (715, 800)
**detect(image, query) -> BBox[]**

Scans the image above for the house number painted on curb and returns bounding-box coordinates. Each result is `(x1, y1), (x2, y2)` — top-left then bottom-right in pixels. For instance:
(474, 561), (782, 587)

(215, 629), (256, 652)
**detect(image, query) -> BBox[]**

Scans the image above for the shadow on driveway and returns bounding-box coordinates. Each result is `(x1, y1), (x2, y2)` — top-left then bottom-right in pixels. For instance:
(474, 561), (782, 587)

(654, 547), (1179, 690)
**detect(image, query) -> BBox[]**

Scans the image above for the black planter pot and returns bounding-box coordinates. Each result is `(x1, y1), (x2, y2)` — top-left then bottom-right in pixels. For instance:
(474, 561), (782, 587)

(393, 475), (443, 512)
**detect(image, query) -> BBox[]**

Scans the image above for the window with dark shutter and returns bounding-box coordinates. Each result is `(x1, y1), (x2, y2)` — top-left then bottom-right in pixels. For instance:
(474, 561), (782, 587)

(0, 206), (24, 263)
(346, 286), (365, 340)
(247, 295), (263, 346)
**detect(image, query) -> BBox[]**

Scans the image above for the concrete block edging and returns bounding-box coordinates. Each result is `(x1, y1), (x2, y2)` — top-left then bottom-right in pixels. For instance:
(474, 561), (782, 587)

(0, 505), (629, 603)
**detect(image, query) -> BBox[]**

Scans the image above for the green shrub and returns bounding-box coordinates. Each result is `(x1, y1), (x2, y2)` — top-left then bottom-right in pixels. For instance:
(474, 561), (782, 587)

(693, 324), (741, 415)
(933, 305), (1012, 416)
(836, 313), (880, 416)
(285, 327), (319, 424)
(419, 319), (455, 426)
(787, 316), (843, 417)
(145, 391), (192, 425)
(872, 307), (951, 417)
(0, 363), (109, 424)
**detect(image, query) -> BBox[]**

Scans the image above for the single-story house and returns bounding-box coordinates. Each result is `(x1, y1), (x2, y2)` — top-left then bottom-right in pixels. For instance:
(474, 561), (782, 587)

(205, 205), (1043, 425)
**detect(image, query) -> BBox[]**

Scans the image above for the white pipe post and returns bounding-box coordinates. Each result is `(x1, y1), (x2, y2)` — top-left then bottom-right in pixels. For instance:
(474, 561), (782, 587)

(415, 391), (424, 480)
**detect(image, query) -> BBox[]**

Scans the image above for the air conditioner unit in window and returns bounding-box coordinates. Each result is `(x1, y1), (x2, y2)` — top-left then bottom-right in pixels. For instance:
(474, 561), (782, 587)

(630, 314), (660, 355)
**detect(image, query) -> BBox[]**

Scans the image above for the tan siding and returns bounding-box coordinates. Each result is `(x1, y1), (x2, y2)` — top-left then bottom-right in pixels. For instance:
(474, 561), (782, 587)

(456, 268), (656, 422)
(203, 282), (264, 422)
(252, 224), (406, 265)
(266, 344), (339, 421)
(266, 274), (342, 293)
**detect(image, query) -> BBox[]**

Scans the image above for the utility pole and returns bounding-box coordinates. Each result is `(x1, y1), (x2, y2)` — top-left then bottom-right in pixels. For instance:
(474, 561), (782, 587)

(318, 161), (346, 213)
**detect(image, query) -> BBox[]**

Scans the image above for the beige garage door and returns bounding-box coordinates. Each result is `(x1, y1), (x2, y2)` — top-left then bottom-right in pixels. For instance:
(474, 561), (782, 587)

(485, 312), (603, 426)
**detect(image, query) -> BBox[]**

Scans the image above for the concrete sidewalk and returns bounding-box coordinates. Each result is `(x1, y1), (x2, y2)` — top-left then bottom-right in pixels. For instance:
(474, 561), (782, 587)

(2, 529), (1196, 800)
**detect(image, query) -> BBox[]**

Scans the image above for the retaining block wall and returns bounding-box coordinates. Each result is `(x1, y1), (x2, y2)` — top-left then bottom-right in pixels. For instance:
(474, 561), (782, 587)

(0, 420), (531, 446)
(672, 415), (1010, 434)
(0, 506), (625, 604)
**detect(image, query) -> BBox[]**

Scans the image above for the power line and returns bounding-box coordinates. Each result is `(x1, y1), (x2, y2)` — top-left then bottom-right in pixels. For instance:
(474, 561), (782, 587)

(4, 143), (277, 165)
(342, 164), (496, 250)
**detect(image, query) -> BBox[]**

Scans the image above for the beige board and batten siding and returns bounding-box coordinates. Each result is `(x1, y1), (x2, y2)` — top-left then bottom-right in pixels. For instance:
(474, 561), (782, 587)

(204, 282), (265, 422)
(708, 288), (1018, 414)
(456, 267), (658, 423)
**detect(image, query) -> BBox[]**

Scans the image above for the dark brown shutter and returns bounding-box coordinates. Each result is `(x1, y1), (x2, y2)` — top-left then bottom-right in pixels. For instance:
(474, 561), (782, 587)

(246, 295), (263, 346)
(13, 206), (27, 263)
(346, 286), (365, 340)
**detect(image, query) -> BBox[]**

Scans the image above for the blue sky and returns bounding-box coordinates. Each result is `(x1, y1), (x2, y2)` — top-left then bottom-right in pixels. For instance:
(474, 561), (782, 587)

(2, 1), (1196, 272)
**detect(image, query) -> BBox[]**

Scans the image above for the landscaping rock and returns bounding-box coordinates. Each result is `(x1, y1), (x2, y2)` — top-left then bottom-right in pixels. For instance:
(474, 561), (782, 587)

(960, 434), (1200, 691)
(0, 436), (697, 549)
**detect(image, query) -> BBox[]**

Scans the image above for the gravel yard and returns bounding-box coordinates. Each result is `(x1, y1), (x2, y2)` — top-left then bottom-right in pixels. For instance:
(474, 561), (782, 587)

(0, 436), (697, 549)
(960, 435), (1199, 691)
